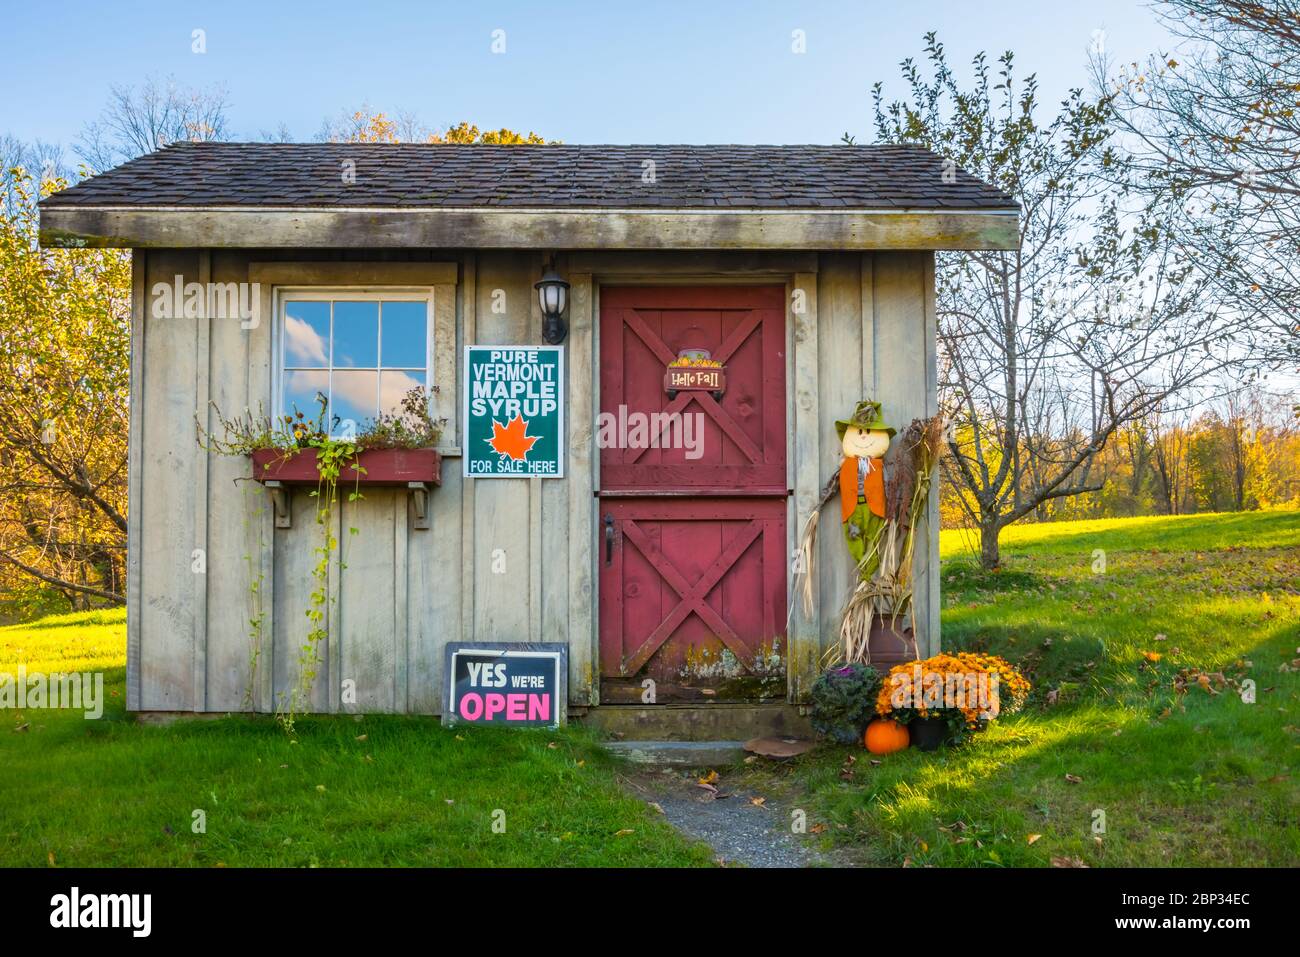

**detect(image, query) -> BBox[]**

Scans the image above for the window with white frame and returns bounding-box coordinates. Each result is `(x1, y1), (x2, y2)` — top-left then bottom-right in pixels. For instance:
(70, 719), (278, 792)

(278, 291), (432, 435)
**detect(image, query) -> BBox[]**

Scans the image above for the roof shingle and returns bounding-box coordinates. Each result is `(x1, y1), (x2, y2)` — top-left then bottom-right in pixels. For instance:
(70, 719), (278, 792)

(41, 142), (1017, 211)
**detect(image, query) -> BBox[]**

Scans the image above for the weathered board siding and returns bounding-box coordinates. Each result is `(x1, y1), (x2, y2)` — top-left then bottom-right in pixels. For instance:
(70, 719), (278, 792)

(128, 248), (938, 714)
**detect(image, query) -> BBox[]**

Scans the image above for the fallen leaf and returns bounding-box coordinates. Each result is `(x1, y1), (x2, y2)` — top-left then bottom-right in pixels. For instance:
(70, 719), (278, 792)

(1052, 856), (1089, 868)
(355, 734), (367, 742)
(1027, 833), (1042, 845)
(1065, 773), (1083, 784)
(315, 784), (326, 792)
(47, 852), (56, 867)
(698, 770), (719, 787)
(647, 802), (664, 815)
(1154, 633), (1167, 642)
(614, 828), (634, 837)
(809, 823), (827, 834)
(749, 796), (767, 808)
(546, 741), (558, 749)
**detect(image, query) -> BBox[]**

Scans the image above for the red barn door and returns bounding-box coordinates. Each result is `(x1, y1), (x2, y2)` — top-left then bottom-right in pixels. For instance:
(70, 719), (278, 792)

(598, 286), (787, 702)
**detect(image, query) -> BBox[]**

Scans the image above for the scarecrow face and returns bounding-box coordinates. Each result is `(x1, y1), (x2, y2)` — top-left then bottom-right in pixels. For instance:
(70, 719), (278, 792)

(841, 425), (891, 459)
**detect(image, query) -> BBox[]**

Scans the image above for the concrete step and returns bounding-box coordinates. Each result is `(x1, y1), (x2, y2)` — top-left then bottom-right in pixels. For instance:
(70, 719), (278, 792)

(579, 702), (813, 742)
(603, 740), (747, 767)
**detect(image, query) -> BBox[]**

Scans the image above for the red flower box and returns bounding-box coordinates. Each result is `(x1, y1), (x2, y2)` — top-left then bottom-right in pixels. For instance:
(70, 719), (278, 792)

(250, 447), (441, 487)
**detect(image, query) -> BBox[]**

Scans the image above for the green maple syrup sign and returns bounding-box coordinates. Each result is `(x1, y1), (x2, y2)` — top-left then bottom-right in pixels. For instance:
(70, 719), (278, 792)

(463, 346), (565, 478)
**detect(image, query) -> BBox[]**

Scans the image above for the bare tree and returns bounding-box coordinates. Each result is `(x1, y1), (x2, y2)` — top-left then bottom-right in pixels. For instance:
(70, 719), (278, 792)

(1096, 1), (1300, 363)
(76, 76), (230, 171)
(0, 135), (70, 213)
(874, 36), (1255, 568)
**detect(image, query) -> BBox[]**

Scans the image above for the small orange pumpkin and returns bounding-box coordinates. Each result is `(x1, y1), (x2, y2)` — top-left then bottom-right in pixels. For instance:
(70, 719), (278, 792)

(864, 718), (910, 755)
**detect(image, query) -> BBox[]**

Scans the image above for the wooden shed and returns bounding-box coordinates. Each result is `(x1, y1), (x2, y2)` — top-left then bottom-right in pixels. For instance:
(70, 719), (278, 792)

(39, 143), (1017, 722)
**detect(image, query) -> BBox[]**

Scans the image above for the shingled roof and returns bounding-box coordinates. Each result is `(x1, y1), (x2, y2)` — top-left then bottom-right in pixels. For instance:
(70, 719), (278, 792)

(41, 142), (1017, 211)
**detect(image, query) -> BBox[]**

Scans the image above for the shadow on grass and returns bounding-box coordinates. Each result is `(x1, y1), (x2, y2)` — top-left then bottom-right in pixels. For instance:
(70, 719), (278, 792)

(758, 620), (1299, 867)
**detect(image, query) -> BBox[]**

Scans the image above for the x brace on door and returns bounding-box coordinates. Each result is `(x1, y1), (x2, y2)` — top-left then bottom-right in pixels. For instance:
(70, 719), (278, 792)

(617, 518), (763, 675)
(620, 308), (764, 464)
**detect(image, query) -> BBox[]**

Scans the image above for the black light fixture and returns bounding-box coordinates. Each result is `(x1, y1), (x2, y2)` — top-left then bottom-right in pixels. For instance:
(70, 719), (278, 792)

(535, 257), (570, 345)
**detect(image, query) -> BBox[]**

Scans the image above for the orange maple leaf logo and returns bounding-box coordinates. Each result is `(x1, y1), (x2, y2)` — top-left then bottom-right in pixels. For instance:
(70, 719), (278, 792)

(486, 414), (539, 461)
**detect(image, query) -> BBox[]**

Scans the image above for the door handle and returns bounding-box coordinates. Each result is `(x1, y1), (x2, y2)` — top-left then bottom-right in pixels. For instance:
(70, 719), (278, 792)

(604, 514), (615, 565)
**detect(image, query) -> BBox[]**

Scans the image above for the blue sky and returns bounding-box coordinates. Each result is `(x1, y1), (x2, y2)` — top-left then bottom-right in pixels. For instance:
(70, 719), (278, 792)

(3, 0), (1177, 148)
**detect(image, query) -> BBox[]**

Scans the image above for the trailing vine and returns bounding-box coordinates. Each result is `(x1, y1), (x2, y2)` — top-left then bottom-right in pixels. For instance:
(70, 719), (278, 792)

(241, 483), (266, 712)
(280, 434), (363, 733)
(197, 388), (441, 735)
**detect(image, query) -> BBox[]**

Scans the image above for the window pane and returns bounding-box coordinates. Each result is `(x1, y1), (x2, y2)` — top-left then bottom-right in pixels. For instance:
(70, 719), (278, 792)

(283, 302), (329, 368)
(330, 370), (379, 433)
(282, 370), (329, 424)
(333, 301), (379, 368)
(381, 301), (427, 368)
(380, 370), (425, 417)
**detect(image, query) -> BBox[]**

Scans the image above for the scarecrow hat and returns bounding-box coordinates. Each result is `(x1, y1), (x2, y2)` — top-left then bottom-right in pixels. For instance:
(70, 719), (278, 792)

(835, 400), (896, 440)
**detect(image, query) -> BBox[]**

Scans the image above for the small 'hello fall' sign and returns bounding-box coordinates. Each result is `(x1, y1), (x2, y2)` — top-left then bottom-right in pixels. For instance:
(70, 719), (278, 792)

(664, 349), (726, 399)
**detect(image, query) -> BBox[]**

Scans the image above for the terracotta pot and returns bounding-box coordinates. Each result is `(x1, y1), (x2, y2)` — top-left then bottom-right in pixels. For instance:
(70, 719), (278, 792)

(908, 716), (949, 751)
(867, 615), (920, 671)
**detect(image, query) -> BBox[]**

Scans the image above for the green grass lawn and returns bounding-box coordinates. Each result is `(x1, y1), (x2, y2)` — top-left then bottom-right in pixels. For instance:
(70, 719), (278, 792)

(2, 511), (1296, 868)
(0, 608), (712, 867)
(745, 509), (1300, 867)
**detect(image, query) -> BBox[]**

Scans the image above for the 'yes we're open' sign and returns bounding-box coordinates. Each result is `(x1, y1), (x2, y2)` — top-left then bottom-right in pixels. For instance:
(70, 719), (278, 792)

(443, 643), (567, 728)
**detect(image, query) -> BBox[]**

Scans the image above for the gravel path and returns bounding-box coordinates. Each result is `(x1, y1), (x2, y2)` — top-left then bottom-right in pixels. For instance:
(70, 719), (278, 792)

(621, 767), (829, 868)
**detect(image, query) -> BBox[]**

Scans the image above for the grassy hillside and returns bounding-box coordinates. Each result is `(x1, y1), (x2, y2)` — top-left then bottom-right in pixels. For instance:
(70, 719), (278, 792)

(756, 510), (1300, 866)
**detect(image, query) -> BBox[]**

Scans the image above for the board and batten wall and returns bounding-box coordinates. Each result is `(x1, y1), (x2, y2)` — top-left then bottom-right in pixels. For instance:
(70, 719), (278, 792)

(126, 248), (938, 714)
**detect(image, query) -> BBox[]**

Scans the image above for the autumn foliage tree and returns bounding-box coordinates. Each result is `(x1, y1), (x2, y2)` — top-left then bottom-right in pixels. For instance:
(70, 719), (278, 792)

(870, 35), (1257, 569)
(0, 167), (131, 611)
(319, 109), (549, 145)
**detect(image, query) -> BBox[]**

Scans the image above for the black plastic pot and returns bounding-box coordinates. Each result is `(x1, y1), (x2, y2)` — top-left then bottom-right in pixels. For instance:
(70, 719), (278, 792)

(908, 716), (949, 751)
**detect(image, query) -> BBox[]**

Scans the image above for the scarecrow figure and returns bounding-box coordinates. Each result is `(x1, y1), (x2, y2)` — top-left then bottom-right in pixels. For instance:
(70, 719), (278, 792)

(835, 400), (896, 580)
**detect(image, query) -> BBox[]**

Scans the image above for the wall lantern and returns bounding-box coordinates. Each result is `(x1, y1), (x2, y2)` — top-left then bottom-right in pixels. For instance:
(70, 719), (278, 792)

(535, 258), (570, 345)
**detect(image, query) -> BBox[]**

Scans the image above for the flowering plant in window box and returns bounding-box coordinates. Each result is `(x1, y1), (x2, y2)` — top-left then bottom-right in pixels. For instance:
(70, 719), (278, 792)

(203, 388), (444, 487)
(197, 388), (444, 732)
